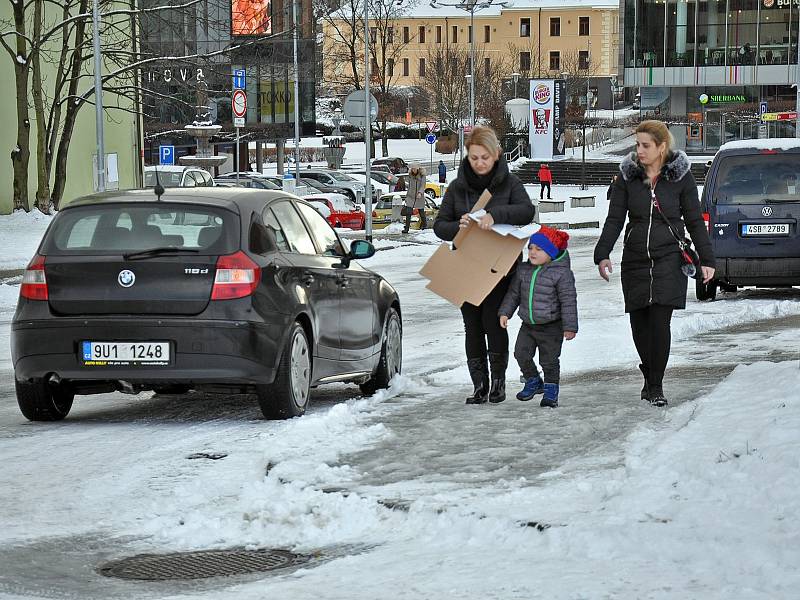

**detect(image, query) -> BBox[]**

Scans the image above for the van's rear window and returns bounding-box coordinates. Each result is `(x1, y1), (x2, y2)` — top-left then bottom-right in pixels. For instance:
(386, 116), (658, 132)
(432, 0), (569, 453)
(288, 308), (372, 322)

(41, 203), (239, 254)
(713, 155), (800, 204)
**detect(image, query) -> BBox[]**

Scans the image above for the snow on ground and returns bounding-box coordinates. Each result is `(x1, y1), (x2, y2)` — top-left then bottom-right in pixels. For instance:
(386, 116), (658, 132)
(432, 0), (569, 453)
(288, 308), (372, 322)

(1, 180), (799, 598)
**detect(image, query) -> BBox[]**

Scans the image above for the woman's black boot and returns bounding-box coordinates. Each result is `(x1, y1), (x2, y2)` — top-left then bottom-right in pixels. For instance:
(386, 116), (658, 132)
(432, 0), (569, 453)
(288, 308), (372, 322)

(488, 352), (508, 403)
(465, 357), (489, 404)
(638, 364), (649, 401)
(647, 383), (668, 407)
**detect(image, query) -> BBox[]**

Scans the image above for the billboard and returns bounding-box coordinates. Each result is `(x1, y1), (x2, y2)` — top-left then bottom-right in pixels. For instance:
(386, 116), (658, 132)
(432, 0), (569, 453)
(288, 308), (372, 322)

(232, 0), (271, 36)
(529, 79), (566, 161)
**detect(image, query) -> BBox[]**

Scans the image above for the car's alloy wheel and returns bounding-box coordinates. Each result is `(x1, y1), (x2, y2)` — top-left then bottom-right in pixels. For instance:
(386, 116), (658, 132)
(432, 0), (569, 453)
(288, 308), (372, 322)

(257, 322), (310, 419)
(360, 308), (402, 395)
(16, 379), (74, 421)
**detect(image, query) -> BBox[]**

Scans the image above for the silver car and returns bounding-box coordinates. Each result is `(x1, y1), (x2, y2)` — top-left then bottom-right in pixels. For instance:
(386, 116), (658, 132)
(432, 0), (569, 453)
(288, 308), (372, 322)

(301, 169), (367, 203)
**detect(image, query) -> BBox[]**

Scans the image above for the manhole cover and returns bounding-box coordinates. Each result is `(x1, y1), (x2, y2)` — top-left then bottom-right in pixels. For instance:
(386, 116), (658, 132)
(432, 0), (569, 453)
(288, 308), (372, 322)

(98, 548), (312, 580)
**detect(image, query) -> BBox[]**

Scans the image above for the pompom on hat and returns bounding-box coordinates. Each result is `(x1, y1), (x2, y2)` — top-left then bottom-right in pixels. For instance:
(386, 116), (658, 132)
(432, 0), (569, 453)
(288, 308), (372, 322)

(529, 226), (569, 259)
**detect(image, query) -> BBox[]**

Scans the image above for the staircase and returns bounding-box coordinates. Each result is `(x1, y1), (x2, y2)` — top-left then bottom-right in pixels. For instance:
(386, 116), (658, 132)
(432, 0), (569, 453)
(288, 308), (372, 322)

(513, 159), (708, 186)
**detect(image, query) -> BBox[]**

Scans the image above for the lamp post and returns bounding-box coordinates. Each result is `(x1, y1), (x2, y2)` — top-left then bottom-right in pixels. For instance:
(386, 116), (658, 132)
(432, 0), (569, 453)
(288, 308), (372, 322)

(430, 0), (513, 127)
(332, 107), (342, 136)
(511, 71), (520, 98)
(363, 0), (373, 241)
(91, 0), (105, 192)
(292, 0), (301, 180)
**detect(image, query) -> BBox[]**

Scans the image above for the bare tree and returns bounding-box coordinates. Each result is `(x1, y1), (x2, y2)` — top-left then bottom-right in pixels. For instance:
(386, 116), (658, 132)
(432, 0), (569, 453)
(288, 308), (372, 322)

(316, 0), (364, 93)
(413, 41), (469, 132)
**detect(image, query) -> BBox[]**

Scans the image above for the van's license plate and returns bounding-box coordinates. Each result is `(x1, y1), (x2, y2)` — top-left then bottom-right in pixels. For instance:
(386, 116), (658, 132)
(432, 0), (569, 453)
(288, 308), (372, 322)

(741, 223), (789, 236)
(81, 341), (170, 366)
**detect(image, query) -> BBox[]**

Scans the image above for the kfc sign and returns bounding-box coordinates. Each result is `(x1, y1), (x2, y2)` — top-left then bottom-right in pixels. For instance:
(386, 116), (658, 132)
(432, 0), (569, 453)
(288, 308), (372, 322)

(532, 108), (551, 134)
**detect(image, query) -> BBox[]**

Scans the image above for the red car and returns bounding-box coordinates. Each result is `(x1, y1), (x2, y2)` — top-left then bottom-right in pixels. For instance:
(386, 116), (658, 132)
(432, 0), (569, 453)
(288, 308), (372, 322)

(306, 195), (366, 230)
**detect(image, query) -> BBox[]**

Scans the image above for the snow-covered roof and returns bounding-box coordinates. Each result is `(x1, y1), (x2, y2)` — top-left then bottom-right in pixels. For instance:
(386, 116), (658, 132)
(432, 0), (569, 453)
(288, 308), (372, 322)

(335, 0), (617, 20)
(719, 138), (800, 152)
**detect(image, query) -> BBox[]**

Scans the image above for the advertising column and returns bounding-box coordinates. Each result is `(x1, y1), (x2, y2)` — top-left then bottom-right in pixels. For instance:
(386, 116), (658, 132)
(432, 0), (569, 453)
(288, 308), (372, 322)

(552, 79), (566, 158)
(529, 80), (555, 161)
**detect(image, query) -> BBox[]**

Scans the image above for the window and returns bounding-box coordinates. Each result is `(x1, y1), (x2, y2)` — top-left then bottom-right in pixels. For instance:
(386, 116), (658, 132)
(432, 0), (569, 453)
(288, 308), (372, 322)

(452, 25), (458, 43)
(579, 50), (589, 70)
(468, 25), (472, 43)
(263, 208), (289, 252)
(436, 25), (441, 43)
(520, 18), (530, 37)
(519, 51), (531, 72)
(403, 58), (409, 76)
(484, 25), (490, 43)
(371, 57), (378, 73)
(370, 27), (377, 43)
(388, 27), (394, 44)
(419, 57), (425, 76)
(297, 203), (344, 257)
(579, 16), (589, 36)
(484, 57), (490, 77)
(403, 26), (409, 43)
(418, 25), (425, 43)
(549, 51), (560, 71)
(270, 202), (317, 255)
(388, 58), (394, 76)
(550, 17), (560, 37)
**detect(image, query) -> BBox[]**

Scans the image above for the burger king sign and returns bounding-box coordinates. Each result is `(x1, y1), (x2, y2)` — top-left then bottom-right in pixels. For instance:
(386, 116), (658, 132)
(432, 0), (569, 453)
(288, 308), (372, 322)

(533, 83), (551, 105)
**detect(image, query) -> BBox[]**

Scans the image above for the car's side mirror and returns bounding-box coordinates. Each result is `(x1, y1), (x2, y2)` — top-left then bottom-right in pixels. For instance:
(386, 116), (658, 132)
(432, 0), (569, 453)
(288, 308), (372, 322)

(349, 239), (375, 260)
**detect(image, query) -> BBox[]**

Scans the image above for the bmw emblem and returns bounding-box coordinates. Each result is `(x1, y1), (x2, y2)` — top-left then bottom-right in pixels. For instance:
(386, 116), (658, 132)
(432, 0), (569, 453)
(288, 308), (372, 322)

(118, 269), (135, 287)
(762, 206), (773, 217)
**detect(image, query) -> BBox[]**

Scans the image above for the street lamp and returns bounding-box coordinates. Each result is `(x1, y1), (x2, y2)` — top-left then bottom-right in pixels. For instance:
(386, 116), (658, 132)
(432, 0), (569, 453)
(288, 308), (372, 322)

(332, 107), (343, 136)
(511, 71), (520, 98)
(91, 0), (105, 192)
(429, 0), (513, 126)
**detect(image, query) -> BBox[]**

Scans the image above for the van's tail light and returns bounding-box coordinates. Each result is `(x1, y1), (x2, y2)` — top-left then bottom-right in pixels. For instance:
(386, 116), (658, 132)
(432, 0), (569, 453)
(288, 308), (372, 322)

(211, 251), (261, 300)
(702, 212), (711, 233)
(20, 254), (48, 301)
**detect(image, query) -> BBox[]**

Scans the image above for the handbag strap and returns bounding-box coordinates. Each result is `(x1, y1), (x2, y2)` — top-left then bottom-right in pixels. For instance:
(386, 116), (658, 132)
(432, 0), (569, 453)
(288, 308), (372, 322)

(650, 177), (688, 249)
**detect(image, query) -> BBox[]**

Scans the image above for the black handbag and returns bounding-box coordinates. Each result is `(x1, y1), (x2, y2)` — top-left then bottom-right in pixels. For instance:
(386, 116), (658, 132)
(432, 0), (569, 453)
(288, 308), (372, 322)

(400, 205), (413, 217)
(652, 189), (701, 279)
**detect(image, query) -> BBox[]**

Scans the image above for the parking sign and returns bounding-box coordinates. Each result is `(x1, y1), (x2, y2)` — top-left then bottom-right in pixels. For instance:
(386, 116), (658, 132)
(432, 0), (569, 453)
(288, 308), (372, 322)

(159, 145), (175, 165)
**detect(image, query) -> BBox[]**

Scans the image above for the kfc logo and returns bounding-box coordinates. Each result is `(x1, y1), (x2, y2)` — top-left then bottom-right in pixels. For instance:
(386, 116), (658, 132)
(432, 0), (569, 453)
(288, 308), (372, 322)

(532, 108), (551, 133)
(533, 84), (551, 105)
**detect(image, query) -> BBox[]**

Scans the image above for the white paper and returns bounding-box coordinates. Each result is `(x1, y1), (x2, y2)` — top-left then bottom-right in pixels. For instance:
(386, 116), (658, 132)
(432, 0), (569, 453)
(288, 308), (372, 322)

(468, 210), (539, 239)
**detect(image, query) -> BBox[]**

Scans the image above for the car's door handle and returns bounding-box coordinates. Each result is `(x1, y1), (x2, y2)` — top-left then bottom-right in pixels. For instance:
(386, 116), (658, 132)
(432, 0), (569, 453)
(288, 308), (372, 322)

(301, 275), (315, 285)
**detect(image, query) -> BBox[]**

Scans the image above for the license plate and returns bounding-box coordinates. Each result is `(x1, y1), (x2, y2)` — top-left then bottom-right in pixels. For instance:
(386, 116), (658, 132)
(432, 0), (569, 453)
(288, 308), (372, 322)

(81, 341), (170, 366)
(741, 223), (790, 236)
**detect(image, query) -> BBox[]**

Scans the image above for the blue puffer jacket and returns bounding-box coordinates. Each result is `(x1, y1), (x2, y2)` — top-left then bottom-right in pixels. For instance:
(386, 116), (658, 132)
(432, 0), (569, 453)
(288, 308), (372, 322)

(498, 251), (578, 332)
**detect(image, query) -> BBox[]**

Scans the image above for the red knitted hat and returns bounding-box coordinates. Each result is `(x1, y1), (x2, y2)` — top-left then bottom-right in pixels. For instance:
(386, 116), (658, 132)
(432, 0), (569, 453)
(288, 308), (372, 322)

(529, 226), (569, 259)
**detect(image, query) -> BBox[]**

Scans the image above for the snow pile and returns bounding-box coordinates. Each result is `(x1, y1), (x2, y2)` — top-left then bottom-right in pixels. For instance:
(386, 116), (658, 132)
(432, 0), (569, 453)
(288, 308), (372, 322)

(0, 209), (53, 271)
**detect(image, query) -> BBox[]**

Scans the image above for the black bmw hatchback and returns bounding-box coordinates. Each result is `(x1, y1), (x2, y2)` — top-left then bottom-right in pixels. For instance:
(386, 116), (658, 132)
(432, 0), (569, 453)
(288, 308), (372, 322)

(11, 188), (402, 421)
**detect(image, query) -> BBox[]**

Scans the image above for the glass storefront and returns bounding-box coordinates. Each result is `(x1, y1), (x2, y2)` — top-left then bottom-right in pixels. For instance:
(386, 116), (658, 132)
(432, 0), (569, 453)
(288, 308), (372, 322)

(625, 0), (800, 68)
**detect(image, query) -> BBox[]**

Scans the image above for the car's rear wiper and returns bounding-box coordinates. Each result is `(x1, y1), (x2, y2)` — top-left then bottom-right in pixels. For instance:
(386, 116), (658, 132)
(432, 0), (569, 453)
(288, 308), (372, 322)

(123, 247), (200, 260)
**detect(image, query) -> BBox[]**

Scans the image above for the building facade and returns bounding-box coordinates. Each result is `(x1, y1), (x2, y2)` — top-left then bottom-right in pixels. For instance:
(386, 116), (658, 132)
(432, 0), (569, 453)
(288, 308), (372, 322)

(322, 0), (619, 112)
(621, 0), (799, 151)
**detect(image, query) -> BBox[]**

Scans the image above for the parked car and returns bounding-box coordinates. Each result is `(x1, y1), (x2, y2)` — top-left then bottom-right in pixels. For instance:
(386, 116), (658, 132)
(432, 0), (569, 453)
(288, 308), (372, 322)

(143, 166), (214, 188)
(301, 169), (366, 203)
(696, 138), (800, 301)
(343, 168), (397, 187)
(372, 156), (409, 175)
(11, 188), (402, 421)
(424, 180), (448, 201)
(215, 175), (281, 190)
(372, 193), (437, 229)
(306, 195), (366, 230)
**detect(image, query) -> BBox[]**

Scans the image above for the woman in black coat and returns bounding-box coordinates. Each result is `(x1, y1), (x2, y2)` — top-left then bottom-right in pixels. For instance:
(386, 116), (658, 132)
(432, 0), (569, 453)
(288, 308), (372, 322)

(434, 126), (536, 404)
(594, 120), (715, 407)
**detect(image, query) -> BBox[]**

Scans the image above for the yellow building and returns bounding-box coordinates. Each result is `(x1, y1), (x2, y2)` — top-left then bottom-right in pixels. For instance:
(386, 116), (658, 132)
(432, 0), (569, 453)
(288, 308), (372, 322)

(323, 0), (619, 109)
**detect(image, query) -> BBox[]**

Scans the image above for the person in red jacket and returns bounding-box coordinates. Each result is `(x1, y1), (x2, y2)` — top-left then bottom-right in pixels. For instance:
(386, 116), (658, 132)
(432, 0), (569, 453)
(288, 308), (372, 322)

(537, 164), (553, 199)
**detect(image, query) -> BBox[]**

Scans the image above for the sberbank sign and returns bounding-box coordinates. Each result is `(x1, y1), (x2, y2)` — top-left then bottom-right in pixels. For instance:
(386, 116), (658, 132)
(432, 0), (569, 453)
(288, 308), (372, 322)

(708, 95), (747, 103)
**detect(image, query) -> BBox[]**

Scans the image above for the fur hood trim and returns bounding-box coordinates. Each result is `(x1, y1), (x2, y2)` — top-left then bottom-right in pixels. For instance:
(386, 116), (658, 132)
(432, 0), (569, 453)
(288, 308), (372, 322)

(620, 150), (691, 182)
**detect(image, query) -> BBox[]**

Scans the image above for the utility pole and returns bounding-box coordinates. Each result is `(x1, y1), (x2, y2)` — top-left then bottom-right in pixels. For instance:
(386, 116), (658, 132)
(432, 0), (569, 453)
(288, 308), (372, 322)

(292, 0), (301, 179)
(92, 0), (105, 192)
(796, 35), (800, 138)
(364, 0), (373, 241)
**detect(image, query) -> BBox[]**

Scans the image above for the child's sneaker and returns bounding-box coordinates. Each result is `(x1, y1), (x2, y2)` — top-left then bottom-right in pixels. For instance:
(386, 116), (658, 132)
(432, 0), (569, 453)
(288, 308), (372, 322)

(540, 383), (559, 408)
(516, 376), (544, 401)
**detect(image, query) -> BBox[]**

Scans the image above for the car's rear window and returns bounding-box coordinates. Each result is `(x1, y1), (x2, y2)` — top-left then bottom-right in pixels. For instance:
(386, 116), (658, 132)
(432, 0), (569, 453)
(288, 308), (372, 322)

(41, 203), (239, 254)
(713, 154), (800, 204)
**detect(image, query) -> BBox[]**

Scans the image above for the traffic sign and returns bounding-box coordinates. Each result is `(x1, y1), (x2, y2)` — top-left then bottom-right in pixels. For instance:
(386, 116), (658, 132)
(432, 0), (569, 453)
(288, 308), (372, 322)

(760, 101), (768, 115)
(232, 89), (247, 119)
(233, 69), (246, 90)
(234, 117), (245, 127)
(159, 145), (175, 165)
(343, 90), (378, 128)
(426, 121), (437, 133)
(463, 125), (473, 134)
(425, 133), (436, 145)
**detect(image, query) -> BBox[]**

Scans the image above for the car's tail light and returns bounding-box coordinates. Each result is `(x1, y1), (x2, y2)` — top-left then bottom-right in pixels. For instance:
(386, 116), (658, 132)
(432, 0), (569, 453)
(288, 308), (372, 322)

(760, 149), (778, 155)
(20, 254), (48, 300)
(211, 251), (261, 300)
(702, 211), (711, 233)
(372, 210), (378, 218)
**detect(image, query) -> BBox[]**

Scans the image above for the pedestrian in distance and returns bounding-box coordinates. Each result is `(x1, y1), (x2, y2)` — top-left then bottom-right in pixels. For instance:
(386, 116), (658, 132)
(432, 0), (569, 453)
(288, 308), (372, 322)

(403, 162), (428, 233)
(433, 126), (536, 404)
(499, 226), (577, 408)
(537, 163), (553, 199)
(594, 119), (715, 407)
(438, 160), (447, 184)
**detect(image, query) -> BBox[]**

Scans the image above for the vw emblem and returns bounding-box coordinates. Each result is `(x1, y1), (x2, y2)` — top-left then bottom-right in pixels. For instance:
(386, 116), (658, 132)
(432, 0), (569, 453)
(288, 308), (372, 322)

(762, 206), (773, 217)
(118, 269), (135, 288)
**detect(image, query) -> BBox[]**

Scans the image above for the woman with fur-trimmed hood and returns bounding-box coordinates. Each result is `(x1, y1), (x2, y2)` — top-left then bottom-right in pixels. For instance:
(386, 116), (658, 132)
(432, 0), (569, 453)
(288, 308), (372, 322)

(403, 162), (428, 232)
(594, 120), (715, 407)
